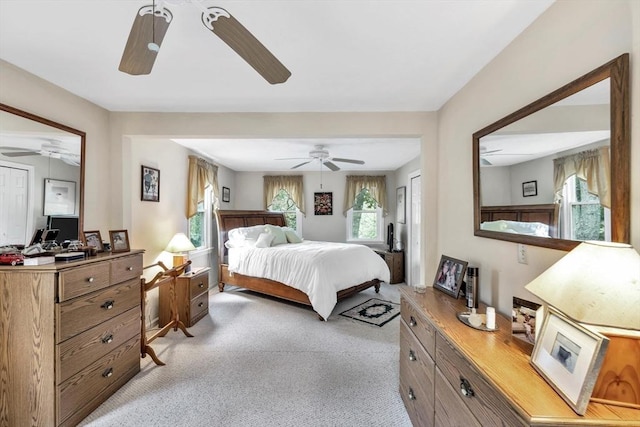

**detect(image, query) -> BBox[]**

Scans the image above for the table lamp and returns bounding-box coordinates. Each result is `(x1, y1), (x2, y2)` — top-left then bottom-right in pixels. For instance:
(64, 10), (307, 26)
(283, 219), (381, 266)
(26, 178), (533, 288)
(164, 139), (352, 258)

(525, 241), (640, 409)
(165, 232), (196, 272)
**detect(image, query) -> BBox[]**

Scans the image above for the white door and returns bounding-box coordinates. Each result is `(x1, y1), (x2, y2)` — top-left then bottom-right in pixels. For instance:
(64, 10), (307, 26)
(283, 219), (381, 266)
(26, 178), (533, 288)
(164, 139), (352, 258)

(0, 165), (29, 245)
(408, 171), (421, 287)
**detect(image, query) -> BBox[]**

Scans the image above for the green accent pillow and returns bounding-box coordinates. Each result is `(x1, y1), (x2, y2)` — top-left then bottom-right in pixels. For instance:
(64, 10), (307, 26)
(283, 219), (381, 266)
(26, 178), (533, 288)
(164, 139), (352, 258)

(264, 224), (287, 246)
(283, 227), (303, 243)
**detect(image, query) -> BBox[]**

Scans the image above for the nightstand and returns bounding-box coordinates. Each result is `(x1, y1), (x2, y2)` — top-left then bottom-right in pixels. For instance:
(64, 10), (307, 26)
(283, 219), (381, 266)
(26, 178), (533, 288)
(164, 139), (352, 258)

(159, 267), (210, 327)
(374, 250), (404, 284)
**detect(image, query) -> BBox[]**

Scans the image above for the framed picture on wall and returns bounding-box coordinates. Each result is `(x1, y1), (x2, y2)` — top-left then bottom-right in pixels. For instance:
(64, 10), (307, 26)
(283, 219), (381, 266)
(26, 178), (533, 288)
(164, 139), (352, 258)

(141, 166), (160, 202)
(522, 180), (538, 197)
(222, 186), (230, 202)
(44, 178), (76, 215)
(396, 186), (406, 224)
(314, 192), (333, 215)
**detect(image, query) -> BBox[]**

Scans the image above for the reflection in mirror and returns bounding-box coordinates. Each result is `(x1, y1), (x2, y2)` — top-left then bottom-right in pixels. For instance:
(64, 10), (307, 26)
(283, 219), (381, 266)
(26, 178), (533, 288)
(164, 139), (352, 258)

(473, 54), (629, 251)
(0, 104), (85, 247)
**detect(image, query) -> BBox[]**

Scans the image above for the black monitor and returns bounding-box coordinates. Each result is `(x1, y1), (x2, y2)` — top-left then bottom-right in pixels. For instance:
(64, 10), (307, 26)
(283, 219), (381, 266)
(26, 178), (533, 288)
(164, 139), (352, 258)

(47, 216), (79, 243)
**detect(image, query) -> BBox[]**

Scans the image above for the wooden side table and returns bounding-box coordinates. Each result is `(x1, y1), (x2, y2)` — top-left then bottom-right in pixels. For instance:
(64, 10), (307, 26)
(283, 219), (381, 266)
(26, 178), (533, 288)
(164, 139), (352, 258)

(374, 250), (404, 284)
(159, 266), (210, 328)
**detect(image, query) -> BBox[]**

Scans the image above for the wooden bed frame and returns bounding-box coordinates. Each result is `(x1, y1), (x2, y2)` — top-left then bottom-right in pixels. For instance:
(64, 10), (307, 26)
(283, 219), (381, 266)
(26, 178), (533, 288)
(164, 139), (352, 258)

(216, 210), (381, 319)
(480, 204), (559, 238)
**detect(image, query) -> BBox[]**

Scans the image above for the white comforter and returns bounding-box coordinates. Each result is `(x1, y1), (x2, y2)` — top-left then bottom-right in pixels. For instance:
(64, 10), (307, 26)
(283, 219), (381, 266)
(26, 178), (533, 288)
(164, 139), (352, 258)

(227, 241), (391, 319)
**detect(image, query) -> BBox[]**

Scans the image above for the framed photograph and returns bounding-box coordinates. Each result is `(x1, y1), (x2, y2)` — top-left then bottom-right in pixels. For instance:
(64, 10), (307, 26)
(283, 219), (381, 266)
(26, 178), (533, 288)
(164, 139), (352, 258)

(314, 192), (333, 215)
(109, 229), (130, 253)
(82, 230), (103, 252)
(44, 178), (76, 215)
(522, 180), (538, 197)
(512, 297), (542, 353)
(433, 255), (468, 299)
(222, 186), (230, 203)
(531, 306), (609, 415)
(396, 186), (406, 224)
(141, 166), (160, 202)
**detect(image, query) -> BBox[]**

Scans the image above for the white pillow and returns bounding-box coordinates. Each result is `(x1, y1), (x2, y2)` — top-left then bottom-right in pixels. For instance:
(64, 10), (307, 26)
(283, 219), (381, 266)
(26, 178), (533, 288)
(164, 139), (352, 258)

(227, 225), (266, 242)
(264, 224), (287, 246)
(282, 227), (302, 243)
(255, 232), (275, 248)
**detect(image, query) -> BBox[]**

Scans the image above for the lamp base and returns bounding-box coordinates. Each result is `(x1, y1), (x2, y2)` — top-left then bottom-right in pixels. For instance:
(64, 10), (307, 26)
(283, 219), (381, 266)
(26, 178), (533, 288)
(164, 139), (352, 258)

(590, 329), (640, 410)
(172, 255), (190, 273)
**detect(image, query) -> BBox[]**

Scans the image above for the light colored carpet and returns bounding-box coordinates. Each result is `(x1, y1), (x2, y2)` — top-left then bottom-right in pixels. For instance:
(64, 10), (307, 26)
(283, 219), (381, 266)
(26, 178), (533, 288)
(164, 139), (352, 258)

(80, 284), (412, 427)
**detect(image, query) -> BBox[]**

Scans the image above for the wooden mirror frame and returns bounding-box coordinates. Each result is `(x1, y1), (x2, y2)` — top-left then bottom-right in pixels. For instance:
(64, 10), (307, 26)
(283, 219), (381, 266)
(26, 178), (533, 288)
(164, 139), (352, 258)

(473, 54), (629, 251)
(0, 103), (86, 240)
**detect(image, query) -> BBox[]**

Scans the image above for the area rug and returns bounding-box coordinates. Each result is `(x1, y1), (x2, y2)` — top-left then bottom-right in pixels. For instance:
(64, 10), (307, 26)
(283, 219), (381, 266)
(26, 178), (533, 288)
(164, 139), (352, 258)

(339, 298), (400, 327)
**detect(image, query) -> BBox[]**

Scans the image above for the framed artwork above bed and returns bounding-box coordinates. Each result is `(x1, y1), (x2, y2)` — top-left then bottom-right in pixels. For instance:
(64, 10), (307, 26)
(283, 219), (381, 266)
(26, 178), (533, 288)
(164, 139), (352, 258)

(314, 192), (333, 215)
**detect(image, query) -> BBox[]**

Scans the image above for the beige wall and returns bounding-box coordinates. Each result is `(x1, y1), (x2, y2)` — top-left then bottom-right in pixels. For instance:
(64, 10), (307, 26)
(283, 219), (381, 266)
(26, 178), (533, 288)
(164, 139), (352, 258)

(436, 0), (639, 314)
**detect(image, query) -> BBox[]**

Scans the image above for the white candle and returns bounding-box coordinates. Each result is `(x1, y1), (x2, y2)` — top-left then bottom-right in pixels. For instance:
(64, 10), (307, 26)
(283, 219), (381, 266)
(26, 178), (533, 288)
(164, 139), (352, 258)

(486, 307), (496, 329)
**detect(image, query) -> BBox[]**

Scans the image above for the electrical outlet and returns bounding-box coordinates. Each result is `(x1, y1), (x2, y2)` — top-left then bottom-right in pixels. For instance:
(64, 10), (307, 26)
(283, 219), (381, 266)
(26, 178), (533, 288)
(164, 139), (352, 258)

(517, 244), (528, 264)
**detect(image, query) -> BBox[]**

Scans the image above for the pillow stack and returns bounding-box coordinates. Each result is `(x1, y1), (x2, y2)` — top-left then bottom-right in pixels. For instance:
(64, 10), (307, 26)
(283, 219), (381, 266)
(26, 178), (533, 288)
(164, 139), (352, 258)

(225, 225), (303, 248)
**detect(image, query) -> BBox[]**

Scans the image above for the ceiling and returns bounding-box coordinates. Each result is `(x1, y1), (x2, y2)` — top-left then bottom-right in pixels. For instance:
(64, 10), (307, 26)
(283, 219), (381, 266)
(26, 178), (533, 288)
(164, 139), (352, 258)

(0, 0), (555, 172)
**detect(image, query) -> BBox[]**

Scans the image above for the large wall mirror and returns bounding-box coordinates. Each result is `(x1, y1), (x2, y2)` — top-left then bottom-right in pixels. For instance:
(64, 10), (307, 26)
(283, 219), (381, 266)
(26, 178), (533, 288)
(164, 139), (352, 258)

(473, 54), (629, 251)
(0, 103), (85, 247)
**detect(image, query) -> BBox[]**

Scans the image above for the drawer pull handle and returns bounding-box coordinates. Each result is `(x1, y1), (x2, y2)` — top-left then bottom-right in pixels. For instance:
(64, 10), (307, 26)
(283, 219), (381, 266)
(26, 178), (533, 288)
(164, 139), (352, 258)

(101, 300), (115, 310)
(102, 368), (114, 378)
(408, 350), (416, 361)
(460, 377), (475, 398)
(198, 282), (204, 288)
(408, 388), (416, 401)
(198, 302), (204, 307)
(409, 316), (417, 327)
(127, 266), (133, 271)
(102, 334), (114, 344)
(87, 277), (95, 283)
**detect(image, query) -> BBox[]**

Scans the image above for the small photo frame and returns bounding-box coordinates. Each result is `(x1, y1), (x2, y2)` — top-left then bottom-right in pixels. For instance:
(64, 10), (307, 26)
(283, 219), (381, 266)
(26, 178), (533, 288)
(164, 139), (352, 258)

(109, 230), (130, 253)
(433, 255), (468, 299)
(530, 306), (609, 415)
(512, 297), (542, 353)
(82, 230), (103, 252)
(522, 180), (538, 197)
(141, 166), (160, 202)
(314, 192), (333, 215)
(396, 186), (406, 224)
(44, 178), (76, 215)
(222, 186), (230, 203)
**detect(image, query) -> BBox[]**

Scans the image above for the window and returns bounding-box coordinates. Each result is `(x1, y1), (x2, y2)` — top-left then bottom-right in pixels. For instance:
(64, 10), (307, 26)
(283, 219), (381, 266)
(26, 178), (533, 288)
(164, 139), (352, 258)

(347, 189), (384, 243)
(268, 189), (302, 234)
(560, 175), (610, 241)
(188, 186), (213, 249)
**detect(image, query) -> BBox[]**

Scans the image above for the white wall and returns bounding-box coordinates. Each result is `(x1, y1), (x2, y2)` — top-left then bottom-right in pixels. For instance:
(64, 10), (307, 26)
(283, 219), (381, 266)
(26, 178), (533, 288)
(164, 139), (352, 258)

(436, 0), (639, 316)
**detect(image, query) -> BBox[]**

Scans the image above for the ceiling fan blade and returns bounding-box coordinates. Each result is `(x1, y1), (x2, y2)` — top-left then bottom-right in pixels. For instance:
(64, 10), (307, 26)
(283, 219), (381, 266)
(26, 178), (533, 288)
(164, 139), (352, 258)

(119, 5), (173, 75)
(323, 161), (340, 171)
(331, 157), (365, 165)
(1, 151), (37, 157)
(202, 7), (291, 84)
(291, 161), (311, 169)
(480, 158), (492, 166)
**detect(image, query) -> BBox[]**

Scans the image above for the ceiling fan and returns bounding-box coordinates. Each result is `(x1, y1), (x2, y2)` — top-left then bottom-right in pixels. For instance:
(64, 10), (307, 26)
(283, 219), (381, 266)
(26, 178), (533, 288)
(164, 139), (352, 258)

(118, 0), (291, 84)
(0, 139), (80, 166)
(277, 145), (365, 171)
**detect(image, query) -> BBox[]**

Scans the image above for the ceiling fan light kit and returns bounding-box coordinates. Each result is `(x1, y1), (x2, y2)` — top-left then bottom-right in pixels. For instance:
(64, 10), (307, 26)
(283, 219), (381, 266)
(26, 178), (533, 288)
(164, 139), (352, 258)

(119, 2), (291, 84)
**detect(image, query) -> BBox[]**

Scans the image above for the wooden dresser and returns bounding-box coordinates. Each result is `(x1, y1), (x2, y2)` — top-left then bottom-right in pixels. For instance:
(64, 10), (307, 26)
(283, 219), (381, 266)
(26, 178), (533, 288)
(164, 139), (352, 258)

(374, 250), (404, 284)
(399, 286), (639, 426)
(0, 250), (143, 427)
(159, 266), (210, 327)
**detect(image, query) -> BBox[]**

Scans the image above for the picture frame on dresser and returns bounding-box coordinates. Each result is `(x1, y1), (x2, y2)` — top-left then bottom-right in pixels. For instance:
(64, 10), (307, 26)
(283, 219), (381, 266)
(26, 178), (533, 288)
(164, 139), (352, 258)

(109, 229), (130, 253)
(432, 255), (468, 298)
(82, 230), (103, 252)
(531, 306), (609, 415)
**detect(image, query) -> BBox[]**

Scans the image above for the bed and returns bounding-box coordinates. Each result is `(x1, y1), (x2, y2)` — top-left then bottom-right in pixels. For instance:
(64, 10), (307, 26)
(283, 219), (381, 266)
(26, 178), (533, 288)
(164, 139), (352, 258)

(480, 204), (559, 238)
(216, 210), (390, 319)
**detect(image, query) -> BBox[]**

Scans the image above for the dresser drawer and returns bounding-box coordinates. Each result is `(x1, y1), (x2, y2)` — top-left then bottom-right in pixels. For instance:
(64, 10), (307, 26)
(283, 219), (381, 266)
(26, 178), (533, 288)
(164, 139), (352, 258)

(57, 307), (140, 383)
(434, 367), (481, 427)
(400, 320), (435, 427)
(110, 254), (143, 284)
(57, 336), (140, 424)
(57, 278), (140, 342)
(435, 333), (526, 427)
(58, 262), (111, 302)
(401, 297), (436, 358)
(188, 271), (209, 298)
(190, 290), (209, 322)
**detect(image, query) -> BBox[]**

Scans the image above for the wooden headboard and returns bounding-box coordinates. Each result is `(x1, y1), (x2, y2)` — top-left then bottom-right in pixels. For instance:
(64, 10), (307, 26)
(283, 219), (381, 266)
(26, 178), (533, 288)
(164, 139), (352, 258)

(216, 210), (286, 261)
(480, 204), (559, 238)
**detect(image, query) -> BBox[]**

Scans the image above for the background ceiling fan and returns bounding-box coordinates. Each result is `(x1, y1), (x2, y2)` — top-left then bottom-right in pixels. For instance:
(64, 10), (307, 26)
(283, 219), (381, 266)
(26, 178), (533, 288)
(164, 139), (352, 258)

(0, 138), (80, 166)
(277, 145), (365, 171)
(118, 1), (291, 84)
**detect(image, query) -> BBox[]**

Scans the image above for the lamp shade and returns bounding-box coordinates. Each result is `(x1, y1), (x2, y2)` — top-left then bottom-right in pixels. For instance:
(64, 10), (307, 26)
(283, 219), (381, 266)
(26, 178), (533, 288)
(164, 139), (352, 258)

(525, 241), (640, 330)
(164, 233), (196, 253)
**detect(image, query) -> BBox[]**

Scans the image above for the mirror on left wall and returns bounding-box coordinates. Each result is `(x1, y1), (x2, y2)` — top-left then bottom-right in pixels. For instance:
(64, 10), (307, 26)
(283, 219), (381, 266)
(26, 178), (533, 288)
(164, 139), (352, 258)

(0, 103), (85, 247)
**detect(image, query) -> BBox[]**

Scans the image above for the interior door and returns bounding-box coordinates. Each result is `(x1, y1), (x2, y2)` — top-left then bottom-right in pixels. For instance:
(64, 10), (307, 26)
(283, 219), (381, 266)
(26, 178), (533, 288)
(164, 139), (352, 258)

(408, 171), (421, 287)
(0, 165), (29, 246)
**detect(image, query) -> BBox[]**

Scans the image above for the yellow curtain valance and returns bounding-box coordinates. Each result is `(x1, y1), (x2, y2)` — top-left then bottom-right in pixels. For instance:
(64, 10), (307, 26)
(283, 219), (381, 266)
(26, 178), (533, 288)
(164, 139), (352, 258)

(343, 175), (387, 216)
(553, 146), (611, 208)
(187, 155), (219, 218)
(263, 175), (305, 215)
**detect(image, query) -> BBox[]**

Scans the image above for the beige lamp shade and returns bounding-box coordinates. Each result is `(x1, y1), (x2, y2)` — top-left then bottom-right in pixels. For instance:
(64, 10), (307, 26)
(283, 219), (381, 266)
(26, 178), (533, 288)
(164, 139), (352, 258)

(165, 233), (196, 253)
(525, 241), (640, 330)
